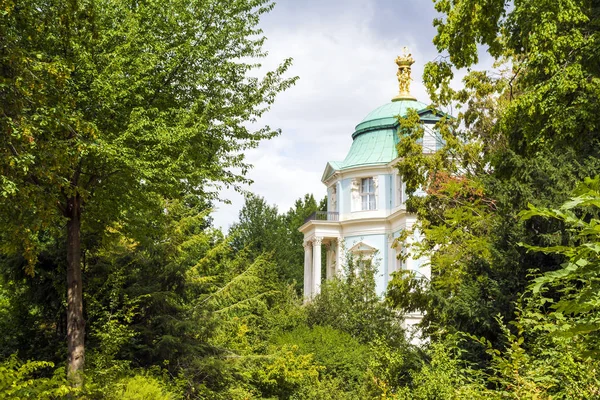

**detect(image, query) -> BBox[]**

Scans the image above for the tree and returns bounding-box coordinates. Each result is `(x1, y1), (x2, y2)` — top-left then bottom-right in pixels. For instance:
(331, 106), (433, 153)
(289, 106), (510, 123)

(521, 177), (600, 351)
(229, 193), (283, 256)
(0, 0), (295, 383)
(229, 193), (321, 291)
(279, 194), (321, 290)
(388, 0), (600, 349)
(307, 255), (406, 346)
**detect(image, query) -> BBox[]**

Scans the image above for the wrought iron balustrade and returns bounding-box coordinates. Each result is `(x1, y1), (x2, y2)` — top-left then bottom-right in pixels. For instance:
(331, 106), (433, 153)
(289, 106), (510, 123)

(304, 211), (339, 223)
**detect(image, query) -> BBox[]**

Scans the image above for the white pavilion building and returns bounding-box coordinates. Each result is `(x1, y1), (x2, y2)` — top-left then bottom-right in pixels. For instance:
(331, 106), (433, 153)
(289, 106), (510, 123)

(299, 51), (444, 330)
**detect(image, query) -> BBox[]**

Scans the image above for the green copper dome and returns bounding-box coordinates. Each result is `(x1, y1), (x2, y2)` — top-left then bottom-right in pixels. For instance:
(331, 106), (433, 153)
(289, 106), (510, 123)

(340, 127), (398, 169)
(320, 52), (450, 182)
(321, 99), (442, 182)
(353, 99), (428, 138)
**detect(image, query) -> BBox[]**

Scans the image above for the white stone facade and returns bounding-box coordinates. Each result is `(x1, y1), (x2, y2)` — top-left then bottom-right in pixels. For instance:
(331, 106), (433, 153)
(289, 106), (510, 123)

(299, 160), (430, 298)
(300, 58), (445, 343)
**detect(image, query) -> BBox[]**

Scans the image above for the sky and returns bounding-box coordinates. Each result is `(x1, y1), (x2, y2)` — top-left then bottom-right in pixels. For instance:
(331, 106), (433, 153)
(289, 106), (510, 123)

(211, 0), (446, 231)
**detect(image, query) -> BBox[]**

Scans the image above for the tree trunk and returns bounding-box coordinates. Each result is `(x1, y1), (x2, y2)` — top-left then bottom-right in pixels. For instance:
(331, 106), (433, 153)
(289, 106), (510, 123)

(66, 194), (85, 386)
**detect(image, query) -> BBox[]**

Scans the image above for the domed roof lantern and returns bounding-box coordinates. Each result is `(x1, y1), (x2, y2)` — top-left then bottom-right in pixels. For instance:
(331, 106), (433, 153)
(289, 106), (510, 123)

(321, 49), (445, 182)
(391, 47), (417, 101)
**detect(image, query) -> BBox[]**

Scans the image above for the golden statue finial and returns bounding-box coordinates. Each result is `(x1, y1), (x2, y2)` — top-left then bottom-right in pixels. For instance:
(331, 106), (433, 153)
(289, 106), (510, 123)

(392, 47), (416, 101)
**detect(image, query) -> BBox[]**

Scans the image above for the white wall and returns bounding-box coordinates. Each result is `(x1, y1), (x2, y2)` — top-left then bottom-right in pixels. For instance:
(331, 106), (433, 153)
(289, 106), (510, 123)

(344, 234), (387, 296)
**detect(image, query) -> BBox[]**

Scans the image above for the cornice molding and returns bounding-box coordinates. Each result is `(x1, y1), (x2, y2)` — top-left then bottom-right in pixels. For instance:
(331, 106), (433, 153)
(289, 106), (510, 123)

(322, 164), (397, 186)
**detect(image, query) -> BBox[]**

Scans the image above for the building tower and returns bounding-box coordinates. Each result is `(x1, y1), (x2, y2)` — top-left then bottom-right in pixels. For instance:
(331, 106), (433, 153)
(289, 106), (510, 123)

(299, 49), (444, 331)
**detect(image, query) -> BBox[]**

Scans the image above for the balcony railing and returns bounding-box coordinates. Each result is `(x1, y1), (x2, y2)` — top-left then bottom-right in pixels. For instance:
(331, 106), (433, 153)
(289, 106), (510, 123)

(304, 211), (339, 223)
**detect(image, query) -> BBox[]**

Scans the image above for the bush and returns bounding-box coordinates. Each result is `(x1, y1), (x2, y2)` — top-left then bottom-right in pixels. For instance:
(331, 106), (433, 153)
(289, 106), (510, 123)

(291, 376), (356, 400)
(0, 355), (75, 399)
(110, 374), (179, 400)
(274, 325), (369, 391)
(250, 345), (321, 399)
(306, 255), (405, 345)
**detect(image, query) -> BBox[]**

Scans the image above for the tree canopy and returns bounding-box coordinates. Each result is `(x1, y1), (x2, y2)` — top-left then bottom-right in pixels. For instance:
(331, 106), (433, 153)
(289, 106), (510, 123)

(1, 0), (295, 383)
(2, 0), (600, 398)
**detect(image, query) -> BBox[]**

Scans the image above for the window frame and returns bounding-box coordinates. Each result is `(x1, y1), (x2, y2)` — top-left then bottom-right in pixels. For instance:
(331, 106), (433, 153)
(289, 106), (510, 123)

(396, 175), (404, 206)
(360, 177), (376, 211)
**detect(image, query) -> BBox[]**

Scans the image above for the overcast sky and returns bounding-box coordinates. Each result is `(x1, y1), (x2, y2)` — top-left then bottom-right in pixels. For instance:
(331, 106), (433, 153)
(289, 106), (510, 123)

(211, 0), (446, 230)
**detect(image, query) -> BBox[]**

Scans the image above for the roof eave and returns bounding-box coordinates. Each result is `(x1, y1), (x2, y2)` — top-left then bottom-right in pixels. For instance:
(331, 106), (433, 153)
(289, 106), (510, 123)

(352, 107), (441, 139)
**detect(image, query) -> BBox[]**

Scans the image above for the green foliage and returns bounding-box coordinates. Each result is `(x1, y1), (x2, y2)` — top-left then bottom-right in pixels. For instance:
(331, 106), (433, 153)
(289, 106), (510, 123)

(307, 254), (406, 345)
(362, 336), (424, 399)
(0, 254), (66, 363)
(83, 198), (218, 375)
(1, 0), (297, 383)
(230, 194), (283, 257)
(520, 177), (600, 350)
(290, 376), (355, 400)
(0, 0), (296, 268)
(394, 341), (486, 400)
(459, 306), (600, 399)
(84, 295), (138, 392)
(110, 375), (179, 400)
(4, 0), (600, 396)
(388, 312), (600, 399)
(204, 253), (284, 352)
(390, 179), (600, 398)
(275, 325), (370, 391)
(229, 193), (321, 292)
(0, 355), (75, 399)
(251, 345), (322, 399)
(392, 0), (600, 360)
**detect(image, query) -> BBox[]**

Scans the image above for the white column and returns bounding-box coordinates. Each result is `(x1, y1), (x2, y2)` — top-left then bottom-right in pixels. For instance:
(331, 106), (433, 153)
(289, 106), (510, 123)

(325, 243), (333, 280)
(303, 241), (313, 300)
(336, 238), (344, 275)
(312, 236), (322, 296)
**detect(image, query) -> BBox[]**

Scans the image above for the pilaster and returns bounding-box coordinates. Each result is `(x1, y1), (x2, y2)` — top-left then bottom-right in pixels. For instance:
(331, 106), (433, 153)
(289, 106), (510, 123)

(312, 236), (323, 296)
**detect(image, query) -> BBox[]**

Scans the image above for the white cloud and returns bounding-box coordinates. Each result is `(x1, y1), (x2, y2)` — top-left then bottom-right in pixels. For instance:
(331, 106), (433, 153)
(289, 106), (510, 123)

(211, 0), (471, 230)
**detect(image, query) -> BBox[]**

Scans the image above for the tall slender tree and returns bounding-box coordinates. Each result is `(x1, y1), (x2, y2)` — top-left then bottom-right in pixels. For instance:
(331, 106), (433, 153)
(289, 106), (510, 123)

(0, 0), (295, 384)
